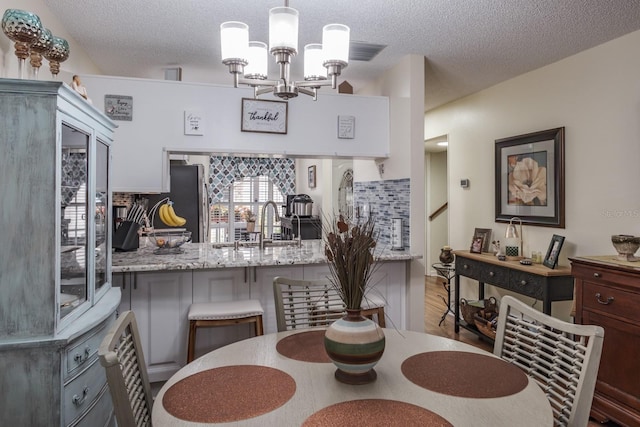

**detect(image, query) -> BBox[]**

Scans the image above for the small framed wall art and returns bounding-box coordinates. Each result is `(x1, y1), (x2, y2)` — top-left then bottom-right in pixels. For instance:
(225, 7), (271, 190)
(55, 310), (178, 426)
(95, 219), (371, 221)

(241, 98), (288, 134)
(338, 115), (355, 139)
(308, 165), (316, 188)
(104, 94), (133, 121)
(184, 110), (204, 135)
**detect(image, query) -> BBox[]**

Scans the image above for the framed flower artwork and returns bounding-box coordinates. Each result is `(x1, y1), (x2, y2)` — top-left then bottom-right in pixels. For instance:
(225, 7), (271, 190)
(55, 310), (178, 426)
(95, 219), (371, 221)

(495, 127), (565, 228)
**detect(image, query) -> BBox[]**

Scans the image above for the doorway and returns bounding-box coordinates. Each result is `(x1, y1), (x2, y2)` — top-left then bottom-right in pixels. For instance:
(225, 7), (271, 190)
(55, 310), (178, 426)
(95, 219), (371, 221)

(425, 135), (449, 271)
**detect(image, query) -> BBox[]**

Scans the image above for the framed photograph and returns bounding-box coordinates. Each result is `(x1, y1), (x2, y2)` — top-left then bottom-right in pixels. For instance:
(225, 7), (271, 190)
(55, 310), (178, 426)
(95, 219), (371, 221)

(473, 228), (492, 252)
(543, 234), (565, 269)
(241, 98), (288, 134)
(495, 127), (565, 228)
(470, 236), (484, 254)
(308, 165), (316, 188)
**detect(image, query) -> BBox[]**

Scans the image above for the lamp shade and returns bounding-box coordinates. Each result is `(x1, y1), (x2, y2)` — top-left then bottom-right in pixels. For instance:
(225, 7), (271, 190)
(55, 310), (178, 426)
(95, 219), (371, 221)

(304, 43), (326, 80)
(269, 6), (298, 52)
(220, 21), (249, 62)
(245, 41), (268, 79)
(322, 24), (350, 63)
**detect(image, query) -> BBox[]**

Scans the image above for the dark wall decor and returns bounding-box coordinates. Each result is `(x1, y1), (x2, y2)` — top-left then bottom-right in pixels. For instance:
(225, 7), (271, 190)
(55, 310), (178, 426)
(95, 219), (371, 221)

(495, 127), (565, 228)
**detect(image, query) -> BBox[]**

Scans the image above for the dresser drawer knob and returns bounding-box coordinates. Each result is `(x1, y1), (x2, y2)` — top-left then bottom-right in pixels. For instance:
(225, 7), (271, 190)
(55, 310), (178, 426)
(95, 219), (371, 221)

(595, 293), (614, 305)
(463, 264), (469, 269)
(593, 272), (601, 278)
(72, 386), (89, 406)
(520, 280), (527, 286)
(489, 271), (495, 277)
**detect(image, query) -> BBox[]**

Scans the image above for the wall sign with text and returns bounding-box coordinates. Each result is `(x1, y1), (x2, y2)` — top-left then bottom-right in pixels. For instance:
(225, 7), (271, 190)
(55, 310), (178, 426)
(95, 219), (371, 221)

(104, 94), (133, 121)
(184, 110), (204, 135)
(241, 98), (288, 134)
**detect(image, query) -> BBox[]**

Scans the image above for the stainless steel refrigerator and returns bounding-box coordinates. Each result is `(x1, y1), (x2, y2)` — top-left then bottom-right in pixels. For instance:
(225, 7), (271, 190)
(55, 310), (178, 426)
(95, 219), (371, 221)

(147, 164), (209, 243)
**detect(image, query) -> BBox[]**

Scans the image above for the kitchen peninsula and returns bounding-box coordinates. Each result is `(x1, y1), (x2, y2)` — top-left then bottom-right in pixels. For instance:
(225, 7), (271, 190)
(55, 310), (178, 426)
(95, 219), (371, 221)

(112, 239), (419, 381)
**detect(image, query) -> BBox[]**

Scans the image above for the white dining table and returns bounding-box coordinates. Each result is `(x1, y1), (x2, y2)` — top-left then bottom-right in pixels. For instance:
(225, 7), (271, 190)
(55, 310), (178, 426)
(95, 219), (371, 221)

(152, 329), (553, 426)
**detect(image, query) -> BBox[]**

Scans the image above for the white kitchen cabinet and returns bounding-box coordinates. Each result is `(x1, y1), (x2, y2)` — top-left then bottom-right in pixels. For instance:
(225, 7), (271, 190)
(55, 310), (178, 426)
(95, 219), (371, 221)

(0, 80), (119, 426)
(130, 271), (193, 383)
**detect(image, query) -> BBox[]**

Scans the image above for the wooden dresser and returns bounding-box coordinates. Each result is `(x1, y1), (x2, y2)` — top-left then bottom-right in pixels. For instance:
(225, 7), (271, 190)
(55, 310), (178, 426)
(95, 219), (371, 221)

(570, 256), (640, 426)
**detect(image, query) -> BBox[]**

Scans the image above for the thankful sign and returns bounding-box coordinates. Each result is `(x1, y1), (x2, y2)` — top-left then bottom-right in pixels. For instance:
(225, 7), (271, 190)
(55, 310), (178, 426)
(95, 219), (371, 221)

(241, 98), (288, 134)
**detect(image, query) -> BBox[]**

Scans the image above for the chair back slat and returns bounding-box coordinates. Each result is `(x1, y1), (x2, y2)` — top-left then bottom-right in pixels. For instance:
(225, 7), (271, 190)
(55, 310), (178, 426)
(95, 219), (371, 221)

(493, 295), (604, 427)
(99, 311), (153, 427)
(273, 276), (347, 332)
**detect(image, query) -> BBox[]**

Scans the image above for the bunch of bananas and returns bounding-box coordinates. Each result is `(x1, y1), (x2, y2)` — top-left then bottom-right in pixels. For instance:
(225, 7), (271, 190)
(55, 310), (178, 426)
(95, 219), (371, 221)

(158, 202), (187, 227)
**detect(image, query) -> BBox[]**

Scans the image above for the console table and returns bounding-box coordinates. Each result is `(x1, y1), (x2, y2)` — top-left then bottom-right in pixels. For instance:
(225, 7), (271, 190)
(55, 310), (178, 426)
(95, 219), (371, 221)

(453, 251), (574, 336)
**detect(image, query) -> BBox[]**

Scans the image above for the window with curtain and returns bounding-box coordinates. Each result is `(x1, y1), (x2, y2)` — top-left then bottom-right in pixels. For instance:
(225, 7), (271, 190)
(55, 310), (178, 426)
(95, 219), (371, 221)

(210, 175), (285, 242)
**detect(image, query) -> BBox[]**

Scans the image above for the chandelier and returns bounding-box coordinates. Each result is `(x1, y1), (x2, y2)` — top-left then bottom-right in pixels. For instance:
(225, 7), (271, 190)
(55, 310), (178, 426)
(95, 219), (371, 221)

(220, 1), (350, 100)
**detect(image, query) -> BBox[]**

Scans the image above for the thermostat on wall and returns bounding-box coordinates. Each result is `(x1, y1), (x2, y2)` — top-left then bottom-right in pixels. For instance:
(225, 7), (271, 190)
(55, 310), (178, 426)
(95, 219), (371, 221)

(460, 179), (470, 188)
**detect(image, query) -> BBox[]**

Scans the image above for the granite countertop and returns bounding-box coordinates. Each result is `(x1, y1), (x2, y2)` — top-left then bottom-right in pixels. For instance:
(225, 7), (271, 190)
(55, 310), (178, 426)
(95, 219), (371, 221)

(112, 239), (421, 273)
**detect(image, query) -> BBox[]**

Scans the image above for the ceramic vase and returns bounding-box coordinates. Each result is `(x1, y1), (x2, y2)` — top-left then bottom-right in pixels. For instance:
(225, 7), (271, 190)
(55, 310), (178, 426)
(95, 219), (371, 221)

(324, 309), (385, 385)
(439, 247), (454, 264)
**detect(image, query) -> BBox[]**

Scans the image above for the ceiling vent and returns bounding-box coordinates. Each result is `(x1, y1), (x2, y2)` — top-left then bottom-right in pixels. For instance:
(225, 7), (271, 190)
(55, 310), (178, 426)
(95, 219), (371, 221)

(349, 41), (386, 62)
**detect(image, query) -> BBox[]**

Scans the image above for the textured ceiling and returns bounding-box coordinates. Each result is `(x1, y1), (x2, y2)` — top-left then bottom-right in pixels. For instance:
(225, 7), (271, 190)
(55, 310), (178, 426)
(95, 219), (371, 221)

(41, 0), (640, 111)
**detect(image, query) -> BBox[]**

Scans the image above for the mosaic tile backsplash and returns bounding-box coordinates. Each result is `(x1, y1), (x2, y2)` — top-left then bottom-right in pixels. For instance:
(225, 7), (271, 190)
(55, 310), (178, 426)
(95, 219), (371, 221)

(354, 178), (411, 248)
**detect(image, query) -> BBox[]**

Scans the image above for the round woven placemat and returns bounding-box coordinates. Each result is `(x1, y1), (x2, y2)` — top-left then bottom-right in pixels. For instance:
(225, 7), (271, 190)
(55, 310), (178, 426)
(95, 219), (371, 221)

(162, 365), (296, 423)
(276, 330), (331, 363)
(302, 399), (453, 426)
(401, 351), (528, 398)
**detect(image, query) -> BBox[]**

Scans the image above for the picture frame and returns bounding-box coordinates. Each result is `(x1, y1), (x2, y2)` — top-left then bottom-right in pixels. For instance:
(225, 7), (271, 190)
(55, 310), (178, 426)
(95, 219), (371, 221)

(543, 234), (565, 269)
(473, 228), (492, 253)
(495, 127), (565, 228)
(470, 236), (484, 254)
(308, 165), (316, 188)
(104, 94), (133, 121)
(241, 98), (288, 134)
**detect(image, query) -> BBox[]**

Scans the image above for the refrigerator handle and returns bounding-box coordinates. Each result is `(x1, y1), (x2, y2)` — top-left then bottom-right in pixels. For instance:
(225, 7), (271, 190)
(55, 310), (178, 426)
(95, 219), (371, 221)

(203, 181), (210, 243)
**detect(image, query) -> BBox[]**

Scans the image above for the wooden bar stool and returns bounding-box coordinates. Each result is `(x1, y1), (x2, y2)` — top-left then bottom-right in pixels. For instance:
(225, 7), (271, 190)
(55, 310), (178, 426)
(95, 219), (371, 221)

(187, 299), (264, 363)
(361, 294), (386, 328)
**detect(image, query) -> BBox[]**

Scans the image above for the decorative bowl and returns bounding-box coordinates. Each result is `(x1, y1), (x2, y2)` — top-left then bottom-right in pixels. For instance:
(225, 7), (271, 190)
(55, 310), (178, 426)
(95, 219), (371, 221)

(150, 230), (191, 254)
(611, 234), (640, 262)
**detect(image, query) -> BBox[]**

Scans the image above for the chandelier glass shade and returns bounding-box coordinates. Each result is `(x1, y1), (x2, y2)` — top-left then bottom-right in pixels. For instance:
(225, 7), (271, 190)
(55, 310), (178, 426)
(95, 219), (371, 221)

(220, 3), (350, 100)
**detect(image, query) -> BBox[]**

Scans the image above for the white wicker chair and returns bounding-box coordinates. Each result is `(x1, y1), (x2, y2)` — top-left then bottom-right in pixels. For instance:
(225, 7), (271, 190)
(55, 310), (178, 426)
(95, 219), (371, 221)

(98, 311), (153, 427)
(493, 295), (604, 427)
(273, 276), (385, 332)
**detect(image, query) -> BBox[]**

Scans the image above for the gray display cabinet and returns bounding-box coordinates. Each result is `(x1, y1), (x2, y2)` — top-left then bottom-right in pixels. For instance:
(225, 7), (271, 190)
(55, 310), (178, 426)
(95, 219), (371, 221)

(0, 79), (120, 426)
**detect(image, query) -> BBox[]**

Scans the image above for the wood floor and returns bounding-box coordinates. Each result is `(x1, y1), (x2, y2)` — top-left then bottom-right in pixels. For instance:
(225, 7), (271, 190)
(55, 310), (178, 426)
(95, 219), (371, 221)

(424, 275), (493, 352)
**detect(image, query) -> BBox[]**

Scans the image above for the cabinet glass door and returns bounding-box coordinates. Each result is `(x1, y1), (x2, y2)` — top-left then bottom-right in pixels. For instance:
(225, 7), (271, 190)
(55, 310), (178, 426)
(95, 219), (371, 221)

(60, 123), (89, 319)
(95, 139), (109, 293)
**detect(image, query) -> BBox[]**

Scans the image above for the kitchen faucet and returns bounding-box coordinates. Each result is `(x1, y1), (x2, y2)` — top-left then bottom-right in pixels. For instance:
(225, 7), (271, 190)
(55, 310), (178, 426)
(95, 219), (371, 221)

(260, 201), (281, 249)
(291, 213), (302, 247)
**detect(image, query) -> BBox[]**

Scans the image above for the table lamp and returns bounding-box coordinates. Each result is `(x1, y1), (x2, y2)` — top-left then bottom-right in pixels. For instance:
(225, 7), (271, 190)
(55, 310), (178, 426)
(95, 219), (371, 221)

(505, 217), (523, 260)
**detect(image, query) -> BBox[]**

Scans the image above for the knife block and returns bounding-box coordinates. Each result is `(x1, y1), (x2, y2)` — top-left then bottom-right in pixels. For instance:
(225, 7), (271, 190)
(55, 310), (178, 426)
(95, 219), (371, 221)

(113, 221), (140, 251)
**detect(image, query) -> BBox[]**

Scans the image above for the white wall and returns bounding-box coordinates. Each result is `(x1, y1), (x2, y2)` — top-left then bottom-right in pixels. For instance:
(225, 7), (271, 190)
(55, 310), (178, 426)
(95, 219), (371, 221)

(425, 29), (640, 319)
(0, 0), (100, 80)
(359, 54), (426, 331)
